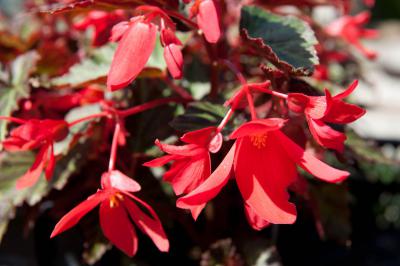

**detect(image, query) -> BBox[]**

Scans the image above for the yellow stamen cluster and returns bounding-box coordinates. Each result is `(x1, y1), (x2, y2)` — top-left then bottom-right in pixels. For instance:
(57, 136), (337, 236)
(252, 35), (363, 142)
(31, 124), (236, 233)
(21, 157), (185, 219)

(109, 193), (124, 208)
(250, 134), (268, 149)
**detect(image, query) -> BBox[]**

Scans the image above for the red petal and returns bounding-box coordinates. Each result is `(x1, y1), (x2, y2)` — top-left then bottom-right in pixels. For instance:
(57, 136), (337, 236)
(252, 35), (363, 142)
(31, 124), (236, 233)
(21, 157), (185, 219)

(334, 80), (358, 100)
(274, 131), (349, 183)
(176, 143), (235, 220)
(230, 118), (286, 139)
(197, 0), (221, 43)
(164, 44), (183, 79)
(44, 144), (55, 181)
(244, 203), (270, 231)
(234, 136), (297, 224)
(306, 96), (328, 120)
(307, 117), (346, 152)
(123, 196), (169, 252)
(109, 21), (130, 42)
(323, 100), (366, 124)
(160, 28), (182, 46)
(180, 127), (217, 146)
(155, 139), (202, 157)
(208, 132), (223, 153)
(143, 154), (175, 167)
(99, 200), (138, 257)
(107, 21), (157, 91)
(101, 170), (141, 192)
(16, 145), (48, 189)
(287, 93), (310, 114)
(166, 154), (211, 195)
(50, 191), (106, 238)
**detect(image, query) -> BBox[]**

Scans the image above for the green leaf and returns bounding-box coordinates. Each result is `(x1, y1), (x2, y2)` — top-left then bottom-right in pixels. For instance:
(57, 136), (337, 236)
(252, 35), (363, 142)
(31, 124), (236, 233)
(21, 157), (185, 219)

(169, 101), (227, 132)
(240, 5), (318, 75)
(50, 44), (115, 88)
(0, 51), (39, 144)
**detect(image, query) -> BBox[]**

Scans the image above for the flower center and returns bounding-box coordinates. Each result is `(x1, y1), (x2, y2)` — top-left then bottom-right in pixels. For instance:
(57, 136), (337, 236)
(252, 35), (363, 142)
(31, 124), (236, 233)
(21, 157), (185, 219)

(109, 192), (124, 208)
(250, 134), (268, 149)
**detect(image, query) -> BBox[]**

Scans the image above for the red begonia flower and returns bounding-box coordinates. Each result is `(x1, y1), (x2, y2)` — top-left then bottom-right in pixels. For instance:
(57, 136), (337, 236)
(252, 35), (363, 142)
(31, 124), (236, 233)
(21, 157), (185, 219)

(177, 119), (349, 225)
(2, 119), (69, 189)
(144, 127), (222, 203)
(287, 80), (365, 152)
(161, 28), (183, 79)
(74, 10), (125, 46)
(326, 11), (378, 59)
(51, 170), (169, 257)
(107, 17), (158, 91)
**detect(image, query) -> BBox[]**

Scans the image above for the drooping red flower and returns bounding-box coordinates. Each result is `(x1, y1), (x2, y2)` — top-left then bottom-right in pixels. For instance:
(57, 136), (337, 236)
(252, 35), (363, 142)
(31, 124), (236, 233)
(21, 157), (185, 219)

(190, 0), (221, 43)
(144, 127), (222, 217)
(287, 80), (365, 152)
(326, 11), (378, 59)
(2, 119), (69, 189)
(107, 17), (158, 91)
(177, 119), (349, 226)
(160, 28), (183, 79)
(51, 170), (169, 257)
(74, 10), (125, 46)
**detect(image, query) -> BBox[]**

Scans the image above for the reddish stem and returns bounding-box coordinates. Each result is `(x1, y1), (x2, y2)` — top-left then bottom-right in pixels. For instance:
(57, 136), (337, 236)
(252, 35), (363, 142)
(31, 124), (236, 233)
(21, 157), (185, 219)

(165, 10), (198, 29)
(117, 97), (187, 117)
(216, 108), (234, 134)
(68, 112), (109, 127)
(245, 86), (257, 120)
(220, 59), (247, 85)
(0, 116), (26, 124)
(163, 78), (194, 101)
(108, 122), (121, 171)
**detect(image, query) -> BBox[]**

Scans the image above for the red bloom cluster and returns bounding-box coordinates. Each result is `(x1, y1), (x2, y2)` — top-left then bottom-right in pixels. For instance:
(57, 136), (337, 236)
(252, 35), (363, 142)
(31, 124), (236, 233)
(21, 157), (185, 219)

(2, 119), (69, 189)
(326, 11), (378, 59)
(288, 81), (365, 152)
(51, 170), (169, 257)
(0, 0), (376, 258)
(107, 4), (221, 91)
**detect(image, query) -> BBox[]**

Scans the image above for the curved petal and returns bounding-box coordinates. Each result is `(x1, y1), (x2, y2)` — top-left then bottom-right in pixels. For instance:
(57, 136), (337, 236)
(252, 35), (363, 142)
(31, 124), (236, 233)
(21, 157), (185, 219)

(230, 119), (286, 139)
(155, 139), (202, 157)
(274, 131), (349, 183)
(323, 100), (366, 124)
(164, 44), (183, 79)
(99, 200), (138, 257)
(101, 170), (141, 192)
(180, 127), (216, 146)
(16, 145), (48, 189)
(123, 197), (169, 252)
(334, 80), (358, 100)
(107, 21), (157, 91)
(50, 191), (106, 238)
(197, 0), (221, 43)
(244, 203), (270, 231)
(176, 143), (236, 220)
(143, 154), (175, 167)
(234, 136), (297, 224)
(165, 154), (211, 195)
(110, 21), (130, 42)
(45, 144), (55, 181)
(307, 117), (346, 152)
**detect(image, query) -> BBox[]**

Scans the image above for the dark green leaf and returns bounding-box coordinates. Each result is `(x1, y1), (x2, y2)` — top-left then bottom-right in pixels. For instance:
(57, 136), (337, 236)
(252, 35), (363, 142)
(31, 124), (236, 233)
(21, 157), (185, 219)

(240, 5), (318, 75)
(169, 101), (227, 132)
